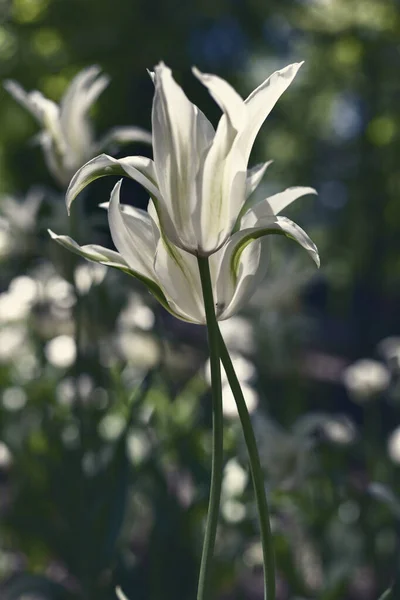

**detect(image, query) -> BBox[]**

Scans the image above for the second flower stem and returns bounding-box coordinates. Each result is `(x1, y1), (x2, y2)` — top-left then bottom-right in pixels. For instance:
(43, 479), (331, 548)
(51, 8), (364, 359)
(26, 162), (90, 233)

(197, 256), (224, 600)
(218, 330), (276, 600)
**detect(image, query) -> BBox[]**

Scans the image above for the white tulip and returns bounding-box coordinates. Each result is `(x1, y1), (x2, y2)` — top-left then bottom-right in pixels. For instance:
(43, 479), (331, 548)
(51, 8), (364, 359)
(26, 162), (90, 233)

(51, 62), (319, 323)
(66, 61), (314, 256)
(4, 66), (151, 187)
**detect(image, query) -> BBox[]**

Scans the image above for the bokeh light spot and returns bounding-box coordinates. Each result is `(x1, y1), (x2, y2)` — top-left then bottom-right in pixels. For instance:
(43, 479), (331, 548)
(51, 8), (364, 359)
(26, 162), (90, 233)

(0, 27), (17, 61)
(45, 335), (76, 369)
(333, 38), (362, 67)
(31, 28), (63, 59)
(41, 73), (70, 99)
(12, 0), (50, 24)
(367, 116), (396, 146)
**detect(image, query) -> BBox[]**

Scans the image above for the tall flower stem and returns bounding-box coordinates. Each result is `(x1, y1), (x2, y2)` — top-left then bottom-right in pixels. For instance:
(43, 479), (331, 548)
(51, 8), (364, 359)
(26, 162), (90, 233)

(196, 256), (224, 600)
(218, 330), (276, 600)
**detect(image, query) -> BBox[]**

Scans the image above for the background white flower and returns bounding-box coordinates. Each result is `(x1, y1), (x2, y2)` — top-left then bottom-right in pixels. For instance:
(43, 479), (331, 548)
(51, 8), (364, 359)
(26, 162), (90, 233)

(4, 66), (151, 187)
(342, 358), (391, 402)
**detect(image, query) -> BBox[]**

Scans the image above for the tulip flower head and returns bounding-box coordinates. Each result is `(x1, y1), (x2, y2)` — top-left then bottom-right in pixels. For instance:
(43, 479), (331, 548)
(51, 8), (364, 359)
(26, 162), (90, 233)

(50, 62), (319, 323)
(4, 66), (151, 188)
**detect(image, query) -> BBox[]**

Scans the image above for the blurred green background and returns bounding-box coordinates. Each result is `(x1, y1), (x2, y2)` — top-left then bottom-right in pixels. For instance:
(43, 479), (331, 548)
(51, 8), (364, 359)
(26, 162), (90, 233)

(1, 0), (400, 598)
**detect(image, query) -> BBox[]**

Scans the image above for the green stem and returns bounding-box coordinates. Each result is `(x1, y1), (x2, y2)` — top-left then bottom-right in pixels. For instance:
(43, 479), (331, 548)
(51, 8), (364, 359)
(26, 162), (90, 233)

(196, 256), (224, 600)
(218, 330), (276, 600)
(69, 200), (84, 408)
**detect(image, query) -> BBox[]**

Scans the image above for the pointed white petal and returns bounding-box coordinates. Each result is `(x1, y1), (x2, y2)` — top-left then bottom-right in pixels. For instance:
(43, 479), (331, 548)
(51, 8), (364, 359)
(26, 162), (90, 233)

(116, 588), (130, 600)
(239, 62), (304, 164)
(153, 239), (205, 324)
(108, 180), (157, 280)
(213, 214), (319, 319)
(193, 105), (215, 155)
(245, 161), (273, 198)
(48, 228), (130, 266)
(99, 198), (162, 250)
(151, 62), (215, 252)
(4, 81), (58, 126)
(60, 67), (109, 132)
(236, 216), (320, 272)
(151, 62), (197, 247)
(39, 132), (67, 186)
(49, 227), (171, 313)
(58, 66), (110, 168)
(66, 153), (159, 212)
(95, 126), (152, 151)
(193, 137), (247, 254)
(60, 66), (110, 114)
(146, 198), (162, 246)
(189, 69), (248, 254)
(266, 186), (317, 215)
(212, 234), (268, 321)
(241, 187), (317, 228)
(147, 69), (155, 83)
(192, 67), (246, 133)
(4, 80), (42, 120)
(5, 80), (65, 155)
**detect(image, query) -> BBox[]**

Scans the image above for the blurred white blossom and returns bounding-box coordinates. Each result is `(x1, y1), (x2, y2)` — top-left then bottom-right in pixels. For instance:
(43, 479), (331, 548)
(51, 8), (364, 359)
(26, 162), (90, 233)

(45, 334), (76, 368)
(222, 458), (248, 497)
(254, 416), (313, 489)
(218, 317), (254, 353)
(118, 293), (155, 331)
(294, 412), (357, 445)
(0, 442), (12, 469)
(116, 331), (160, 371)
(74, 262), (107, 294)
(205, 352), (255, 387)
(2, 387), (27, 411)
(99, 414), (125, 441)
(378, 336), (400, 372)
(127, 430), (151, 465)
(253, 411), (355, 490)
(0, 276), (37, 323)
(28, 263), (75, 336)
(0, 324), (27, 362)
(222, 382), (259, 418)
(342, 358), (390, 402)
(4, 66), (151, 187)
(387, 427), (400, 464)
(0, 187), (44, 242)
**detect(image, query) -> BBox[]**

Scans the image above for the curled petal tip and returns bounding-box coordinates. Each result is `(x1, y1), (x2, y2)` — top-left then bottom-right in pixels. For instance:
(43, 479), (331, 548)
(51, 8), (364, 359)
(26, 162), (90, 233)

(116, 587), (129, 600)
(147, 68), (155, 82)
(191, 66), (201, 78)
(111, 178), (124, 195)
(48, 228), (57, 239)
(301, 187), (317, 197)
(154, 61), (168, 74)
(314, 252), (321, 269)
